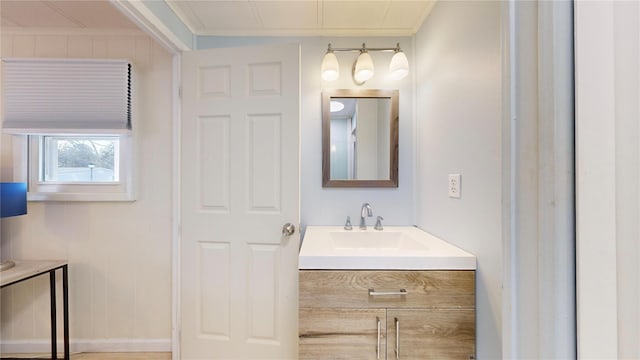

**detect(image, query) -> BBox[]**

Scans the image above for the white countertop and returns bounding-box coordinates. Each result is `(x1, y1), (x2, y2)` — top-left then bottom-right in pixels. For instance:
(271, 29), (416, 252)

(299, 226), (476, 270)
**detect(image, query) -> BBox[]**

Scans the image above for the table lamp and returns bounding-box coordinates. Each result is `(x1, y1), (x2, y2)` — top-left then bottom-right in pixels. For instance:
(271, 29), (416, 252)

(1, 182), (27, 271)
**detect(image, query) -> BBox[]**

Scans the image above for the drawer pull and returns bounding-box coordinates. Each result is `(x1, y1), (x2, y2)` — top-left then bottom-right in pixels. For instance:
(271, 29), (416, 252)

(376, 317), (381, 359)
(368, 288), (408, 296)
(395, 317), (400, 359)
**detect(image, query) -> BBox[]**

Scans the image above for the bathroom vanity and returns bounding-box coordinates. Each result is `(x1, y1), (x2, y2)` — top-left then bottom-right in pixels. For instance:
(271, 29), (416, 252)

(299, 226), (476, 360)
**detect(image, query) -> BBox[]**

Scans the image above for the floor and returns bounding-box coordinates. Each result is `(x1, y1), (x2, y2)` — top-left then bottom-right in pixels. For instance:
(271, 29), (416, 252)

(1, 353), (171, 360)
(75, 354), (171, 360)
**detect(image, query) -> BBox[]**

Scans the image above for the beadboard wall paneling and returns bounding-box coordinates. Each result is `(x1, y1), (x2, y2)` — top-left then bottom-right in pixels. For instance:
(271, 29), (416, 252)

(0, 31), (173, 350)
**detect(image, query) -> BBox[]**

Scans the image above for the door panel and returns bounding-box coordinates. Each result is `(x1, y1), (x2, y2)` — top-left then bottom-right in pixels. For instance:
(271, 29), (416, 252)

(198, 242), (230, 339)
(247, 114), (282, 212)
(181, 43), (300, 359)
(198, 115), (230, 212)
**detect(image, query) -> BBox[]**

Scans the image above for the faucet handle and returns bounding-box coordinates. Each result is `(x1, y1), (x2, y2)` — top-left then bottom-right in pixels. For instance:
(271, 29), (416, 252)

(374, 216), (384, 231)
(344, 216), (353, 230)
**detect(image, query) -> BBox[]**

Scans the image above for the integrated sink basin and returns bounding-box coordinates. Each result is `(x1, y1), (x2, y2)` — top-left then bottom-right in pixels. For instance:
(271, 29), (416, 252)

(299, 226), (476, 270)
(330, 230), (426, 250)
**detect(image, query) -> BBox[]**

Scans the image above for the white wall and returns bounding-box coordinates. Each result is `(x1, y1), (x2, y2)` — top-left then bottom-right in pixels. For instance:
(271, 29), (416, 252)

(414, 2), (502, 358)
(576, 1), (640, 358)
(195, 36), (415, 229)
(0, 30), (173, 352)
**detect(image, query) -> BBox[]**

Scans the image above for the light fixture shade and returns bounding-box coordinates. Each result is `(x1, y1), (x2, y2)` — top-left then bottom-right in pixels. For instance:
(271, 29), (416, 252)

(330, 100), (344, 112)
(321, 52), (340, 81)
(389, 51), (409, 80)
(354, 52), (375, 83)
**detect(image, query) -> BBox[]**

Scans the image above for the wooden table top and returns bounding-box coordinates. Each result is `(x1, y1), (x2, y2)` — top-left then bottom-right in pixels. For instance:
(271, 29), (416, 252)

(0, 260), (67, 287)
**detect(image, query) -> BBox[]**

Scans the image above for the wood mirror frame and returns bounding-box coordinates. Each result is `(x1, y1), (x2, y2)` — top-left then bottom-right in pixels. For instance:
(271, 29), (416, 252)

(322, 89), (399, 188)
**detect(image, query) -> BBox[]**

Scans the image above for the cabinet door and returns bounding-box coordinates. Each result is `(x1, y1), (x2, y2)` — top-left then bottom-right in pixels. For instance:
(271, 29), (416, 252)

(386, 309), (475, 360)
(299, 308), (387, 360)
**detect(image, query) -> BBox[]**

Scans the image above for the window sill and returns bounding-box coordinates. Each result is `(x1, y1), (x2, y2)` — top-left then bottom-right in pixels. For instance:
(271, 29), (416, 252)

(28, 191), (136, 202)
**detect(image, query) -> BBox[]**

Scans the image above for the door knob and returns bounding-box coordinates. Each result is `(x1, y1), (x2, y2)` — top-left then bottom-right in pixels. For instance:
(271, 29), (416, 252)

(282, 223), (295, 236)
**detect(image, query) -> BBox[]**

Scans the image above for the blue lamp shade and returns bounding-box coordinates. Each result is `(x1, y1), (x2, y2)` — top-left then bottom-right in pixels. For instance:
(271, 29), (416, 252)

(1, 182), (27, 218)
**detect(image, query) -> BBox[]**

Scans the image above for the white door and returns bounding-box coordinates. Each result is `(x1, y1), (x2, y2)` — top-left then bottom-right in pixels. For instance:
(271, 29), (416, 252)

(180, 43), (300, 359)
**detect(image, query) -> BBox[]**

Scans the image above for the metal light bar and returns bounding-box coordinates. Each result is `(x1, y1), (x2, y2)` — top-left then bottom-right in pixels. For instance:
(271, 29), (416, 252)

(327, 43), (402, 53)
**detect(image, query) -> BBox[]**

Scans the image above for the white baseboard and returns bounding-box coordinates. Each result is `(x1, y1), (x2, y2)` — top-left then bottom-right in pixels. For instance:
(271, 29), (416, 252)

(1, 338), (171, 354)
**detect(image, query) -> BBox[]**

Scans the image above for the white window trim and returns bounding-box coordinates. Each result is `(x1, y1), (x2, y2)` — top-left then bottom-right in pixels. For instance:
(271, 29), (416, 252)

(12, 134), (136, 202)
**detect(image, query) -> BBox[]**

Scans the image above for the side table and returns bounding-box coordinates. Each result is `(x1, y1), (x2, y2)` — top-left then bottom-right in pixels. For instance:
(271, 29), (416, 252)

(0, 260), (69, 360)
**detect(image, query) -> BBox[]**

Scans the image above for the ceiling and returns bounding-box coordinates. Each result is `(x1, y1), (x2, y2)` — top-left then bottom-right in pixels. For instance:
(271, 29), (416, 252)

(332, 98), (357, 119)
(166, 0), (435, 36)
(0, 0), (139, 30)
(1, 1), (435, 37)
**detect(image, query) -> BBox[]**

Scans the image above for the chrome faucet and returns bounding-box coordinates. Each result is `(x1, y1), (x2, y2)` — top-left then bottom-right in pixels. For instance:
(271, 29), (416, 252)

(344, 216), (353, 230)
(359, 203), (373, 230)
(374, 216), (384, 231)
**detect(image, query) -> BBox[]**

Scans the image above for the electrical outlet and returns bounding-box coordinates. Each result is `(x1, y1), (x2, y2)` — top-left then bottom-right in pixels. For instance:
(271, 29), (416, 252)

(448, 174), (461, 198)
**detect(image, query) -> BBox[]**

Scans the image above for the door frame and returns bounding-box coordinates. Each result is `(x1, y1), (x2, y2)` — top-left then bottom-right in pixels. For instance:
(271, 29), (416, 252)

(108, 5), (184, 359)
(171, 54), (182, 360)
(500, 1), (576, 358)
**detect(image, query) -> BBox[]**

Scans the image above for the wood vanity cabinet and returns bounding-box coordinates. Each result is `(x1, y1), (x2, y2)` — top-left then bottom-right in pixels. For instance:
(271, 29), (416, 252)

(299, 270), (475, 360)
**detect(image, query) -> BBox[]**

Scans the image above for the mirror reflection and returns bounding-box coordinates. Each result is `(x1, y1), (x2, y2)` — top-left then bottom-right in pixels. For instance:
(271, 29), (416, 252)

(322, 89), (399, 188)
(329, 98), (391, 180)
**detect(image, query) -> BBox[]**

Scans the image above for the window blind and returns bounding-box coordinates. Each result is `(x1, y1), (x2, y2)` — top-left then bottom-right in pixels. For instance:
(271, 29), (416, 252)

(2, 58), (132, 134)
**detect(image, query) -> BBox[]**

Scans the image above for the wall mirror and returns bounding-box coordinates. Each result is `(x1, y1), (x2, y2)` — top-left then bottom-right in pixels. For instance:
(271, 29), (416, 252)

(322, 89), (399, 187)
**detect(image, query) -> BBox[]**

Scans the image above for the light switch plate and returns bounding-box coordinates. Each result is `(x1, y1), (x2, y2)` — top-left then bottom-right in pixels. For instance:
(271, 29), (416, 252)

(448, 174), (461, 198)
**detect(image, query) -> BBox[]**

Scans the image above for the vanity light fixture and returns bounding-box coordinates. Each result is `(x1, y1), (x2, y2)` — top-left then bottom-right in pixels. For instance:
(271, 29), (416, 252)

(353, 49), (374, 84)
(389, 45), (409, 80)
(321, 42), (409, 84)
(321, 45), (340, 81)
(330, 100), (345, 112)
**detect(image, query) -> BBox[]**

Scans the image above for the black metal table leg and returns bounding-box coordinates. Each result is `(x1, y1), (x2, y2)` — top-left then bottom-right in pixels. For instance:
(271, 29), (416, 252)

(0, 261), (69, 360)
(63, 265), (69, 360)
(49, 270), (57, 360)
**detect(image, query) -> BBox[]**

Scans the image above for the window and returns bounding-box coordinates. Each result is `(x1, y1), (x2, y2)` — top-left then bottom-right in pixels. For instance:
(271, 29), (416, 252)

(2, 58), (135, 201)
(23, 134), (135, 202)
(41, 136), (120, 183)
